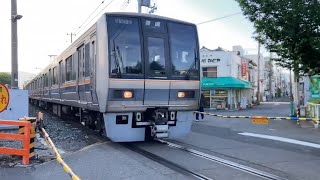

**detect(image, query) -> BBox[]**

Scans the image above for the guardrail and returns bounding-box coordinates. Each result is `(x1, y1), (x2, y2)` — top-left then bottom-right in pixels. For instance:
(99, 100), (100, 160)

(193, 111), (320, 127)
(37, 112), (81, 180)
(0, 120), (31, 165)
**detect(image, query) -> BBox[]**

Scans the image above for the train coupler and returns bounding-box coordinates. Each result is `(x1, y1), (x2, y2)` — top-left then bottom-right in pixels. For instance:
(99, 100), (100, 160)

(151, 124), (169, 139)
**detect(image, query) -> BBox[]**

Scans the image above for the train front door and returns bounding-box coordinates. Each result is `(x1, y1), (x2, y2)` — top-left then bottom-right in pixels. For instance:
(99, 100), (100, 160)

(143, 32), (170, 106)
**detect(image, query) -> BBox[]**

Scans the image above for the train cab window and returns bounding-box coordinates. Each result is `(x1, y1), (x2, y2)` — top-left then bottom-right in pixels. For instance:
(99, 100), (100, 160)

(147, 37), (166, 76)
(108, 16), (142, 77)
(168, 23), (199, 80)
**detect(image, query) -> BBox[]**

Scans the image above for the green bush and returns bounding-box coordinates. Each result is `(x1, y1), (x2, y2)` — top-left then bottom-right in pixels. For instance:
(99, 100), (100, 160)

(308, 99), (320, 104)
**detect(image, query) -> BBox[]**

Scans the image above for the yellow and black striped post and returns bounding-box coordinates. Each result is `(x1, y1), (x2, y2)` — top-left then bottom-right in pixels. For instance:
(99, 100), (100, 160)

(19, 117), (37, 159)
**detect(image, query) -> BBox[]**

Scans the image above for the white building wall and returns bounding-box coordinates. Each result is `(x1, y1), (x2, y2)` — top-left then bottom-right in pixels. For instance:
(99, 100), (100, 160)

(200, 49), (232, 77)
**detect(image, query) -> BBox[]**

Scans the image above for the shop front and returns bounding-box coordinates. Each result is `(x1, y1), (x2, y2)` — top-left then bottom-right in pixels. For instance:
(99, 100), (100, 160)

(201, 77), (252, 110)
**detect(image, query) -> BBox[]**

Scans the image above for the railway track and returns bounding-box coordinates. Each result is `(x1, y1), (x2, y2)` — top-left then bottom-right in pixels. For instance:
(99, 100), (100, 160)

(124, 143), (213, 180)
(156, 139), (288, 180)
(124, 140), (288, 180)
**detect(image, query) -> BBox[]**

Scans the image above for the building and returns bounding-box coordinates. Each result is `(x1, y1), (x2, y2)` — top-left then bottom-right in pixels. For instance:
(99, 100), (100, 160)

(19, 71), (36, 89)
(200, 46), (256, 110)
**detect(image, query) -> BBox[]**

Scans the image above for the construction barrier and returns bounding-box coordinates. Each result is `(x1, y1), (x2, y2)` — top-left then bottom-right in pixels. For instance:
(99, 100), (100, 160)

(18, 117), (37, 158)
(193, 111), (320, 127)
(37, 112), (81, 180)
(0, 120), (31, 165)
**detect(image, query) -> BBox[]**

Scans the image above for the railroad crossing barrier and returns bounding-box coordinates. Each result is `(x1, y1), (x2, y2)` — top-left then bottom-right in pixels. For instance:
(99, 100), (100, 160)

(193, 111), (320, 128)
(18, 117), (37, 158)
(37, 112), (81, 180)
(0, 120), (31, 165)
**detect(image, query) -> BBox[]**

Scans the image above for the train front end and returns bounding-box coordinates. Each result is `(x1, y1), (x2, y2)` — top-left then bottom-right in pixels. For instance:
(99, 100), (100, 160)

(97, 13), (200, 142)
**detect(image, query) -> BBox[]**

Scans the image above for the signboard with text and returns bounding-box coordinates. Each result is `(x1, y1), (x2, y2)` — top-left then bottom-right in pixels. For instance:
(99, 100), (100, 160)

(0, 83), (10, 113)
(241, 59), (247, 76)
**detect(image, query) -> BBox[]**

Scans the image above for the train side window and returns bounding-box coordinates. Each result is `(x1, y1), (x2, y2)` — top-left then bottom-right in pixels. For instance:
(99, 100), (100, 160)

(77, 45), (85, 79)
(90, 41), (95, 77)
(53, 67), (57, 85)
(66, 55), (74, 81)
(85, 43), (90, 77)
(48, 69), (51, 86)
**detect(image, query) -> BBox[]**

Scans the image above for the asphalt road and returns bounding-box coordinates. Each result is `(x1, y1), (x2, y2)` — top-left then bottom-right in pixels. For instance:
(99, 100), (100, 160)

(177, 102), (320, 180)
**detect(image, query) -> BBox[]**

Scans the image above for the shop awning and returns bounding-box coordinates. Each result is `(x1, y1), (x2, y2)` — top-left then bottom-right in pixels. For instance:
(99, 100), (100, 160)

(201, 77), (252, 89)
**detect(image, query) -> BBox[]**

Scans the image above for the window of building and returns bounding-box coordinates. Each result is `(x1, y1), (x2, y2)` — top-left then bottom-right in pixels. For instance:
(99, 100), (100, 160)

(202, 67), (217, 77)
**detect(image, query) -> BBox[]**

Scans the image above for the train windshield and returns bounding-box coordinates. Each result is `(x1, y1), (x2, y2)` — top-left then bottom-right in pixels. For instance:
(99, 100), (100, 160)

(107, 16), (199, 80)
(168, 23), (199, 80)
(108, 17), (143, 77)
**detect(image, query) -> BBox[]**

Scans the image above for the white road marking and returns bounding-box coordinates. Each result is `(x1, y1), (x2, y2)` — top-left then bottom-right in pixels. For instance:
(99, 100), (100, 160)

(239, 132), (320, 149)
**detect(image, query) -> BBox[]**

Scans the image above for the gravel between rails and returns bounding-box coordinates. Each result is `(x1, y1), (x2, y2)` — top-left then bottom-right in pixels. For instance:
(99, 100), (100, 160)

(0, 104), (105, 168)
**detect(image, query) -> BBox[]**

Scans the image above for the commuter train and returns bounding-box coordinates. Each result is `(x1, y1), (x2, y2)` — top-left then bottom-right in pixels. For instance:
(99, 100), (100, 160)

(24, 12), (200, 142)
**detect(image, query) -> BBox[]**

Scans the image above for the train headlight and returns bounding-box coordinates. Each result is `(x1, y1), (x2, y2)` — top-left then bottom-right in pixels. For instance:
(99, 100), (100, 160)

(178, 91), (195, 98)
(123, 91), (133, 99)
(178, 91), (185, 98)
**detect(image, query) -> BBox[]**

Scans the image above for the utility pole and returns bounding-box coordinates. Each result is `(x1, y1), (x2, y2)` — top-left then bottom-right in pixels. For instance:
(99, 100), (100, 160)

(11, 0), (23, 89)
(256, 42), (261, 104)
(269, 52), (273, 99)
(137, 0), (142, 13)
(289, 66), (294, 116)
(67, 32), (76, 43)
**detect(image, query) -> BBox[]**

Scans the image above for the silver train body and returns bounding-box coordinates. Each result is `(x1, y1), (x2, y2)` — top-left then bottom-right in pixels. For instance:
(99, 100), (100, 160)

(25, 12), (200, 142)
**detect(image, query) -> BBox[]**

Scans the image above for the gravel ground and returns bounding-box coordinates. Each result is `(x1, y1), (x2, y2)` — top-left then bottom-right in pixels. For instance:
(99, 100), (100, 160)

(0, 104), (105, 168)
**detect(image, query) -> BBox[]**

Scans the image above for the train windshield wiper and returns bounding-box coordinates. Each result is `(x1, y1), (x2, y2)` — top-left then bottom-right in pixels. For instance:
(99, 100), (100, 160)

(112, 41), (122, 77)
(185, 48), (198, 80)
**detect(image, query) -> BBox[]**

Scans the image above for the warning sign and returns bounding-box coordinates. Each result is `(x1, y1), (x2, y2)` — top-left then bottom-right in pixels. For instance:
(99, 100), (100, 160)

(0, 83), (10, 113)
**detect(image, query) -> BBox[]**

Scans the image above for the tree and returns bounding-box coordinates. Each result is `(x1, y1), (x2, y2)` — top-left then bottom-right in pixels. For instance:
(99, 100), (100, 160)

(0, 72), (11, 85)
(236, 0), (320, 75)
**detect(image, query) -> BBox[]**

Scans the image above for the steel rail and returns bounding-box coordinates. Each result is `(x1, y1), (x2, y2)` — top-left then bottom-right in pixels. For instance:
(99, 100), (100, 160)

(157, 139), (288, 180)
(124, 144), (213, 180)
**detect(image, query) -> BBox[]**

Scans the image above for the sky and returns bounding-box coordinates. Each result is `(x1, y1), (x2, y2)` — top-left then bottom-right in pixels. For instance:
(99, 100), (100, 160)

(0, 0), (262, 74)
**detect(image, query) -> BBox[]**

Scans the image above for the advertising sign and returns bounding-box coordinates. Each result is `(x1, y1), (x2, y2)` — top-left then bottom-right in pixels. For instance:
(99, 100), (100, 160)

(310, 76), (320, 99)
(241, 59), (247, 76)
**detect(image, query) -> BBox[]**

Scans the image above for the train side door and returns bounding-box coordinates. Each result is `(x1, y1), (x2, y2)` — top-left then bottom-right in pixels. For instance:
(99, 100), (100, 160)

(78, 44), (87, 106)
(90, 35), (99, 107)
(84, 43), (93, 106)
(143, 21), (170, 105)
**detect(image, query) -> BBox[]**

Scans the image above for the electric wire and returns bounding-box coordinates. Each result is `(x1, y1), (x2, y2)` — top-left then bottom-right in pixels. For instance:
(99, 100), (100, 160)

(197, 12), (242, 25)
(75, 0), (115, 36)
(73, 1), (106, 35)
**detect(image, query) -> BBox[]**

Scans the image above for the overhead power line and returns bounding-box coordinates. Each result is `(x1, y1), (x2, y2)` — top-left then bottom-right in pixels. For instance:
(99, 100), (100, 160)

(73, 1), (105, 35)
(197, 12), (242, 25)
(75, 0), (115, 36)
(120, 0), (130, 11)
